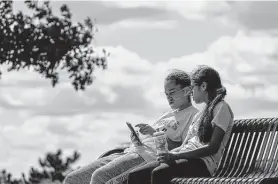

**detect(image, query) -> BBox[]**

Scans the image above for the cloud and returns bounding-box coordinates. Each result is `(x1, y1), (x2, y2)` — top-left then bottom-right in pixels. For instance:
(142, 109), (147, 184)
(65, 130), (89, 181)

(111, 1), (231, 20)
(0, 46), (157, 117)
(93, 4), (173, 25)
(111, 1), (278, 31)
(134, 29), (278, 117)
(92, 32), (278, 117)
(14, 1), (278, 33)
(107, 20), (178, 30)
(0, 45), (159, 177)
(161, 31), (278, 101)
(13, 1), (174, 26)
(2, 24), (278, 179)
(226, 1), (278, 31)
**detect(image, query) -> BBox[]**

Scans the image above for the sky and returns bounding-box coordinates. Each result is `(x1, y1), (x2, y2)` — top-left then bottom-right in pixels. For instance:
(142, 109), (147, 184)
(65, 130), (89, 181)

(1, 0), (278, 178)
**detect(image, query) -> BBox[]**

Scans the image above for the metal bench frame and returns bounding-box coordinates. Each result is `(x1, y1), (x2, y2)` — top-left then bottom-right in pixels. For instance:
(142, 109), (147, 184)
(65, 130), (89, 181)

(172, 118), (278, 184)
(99, 118), (278, 184)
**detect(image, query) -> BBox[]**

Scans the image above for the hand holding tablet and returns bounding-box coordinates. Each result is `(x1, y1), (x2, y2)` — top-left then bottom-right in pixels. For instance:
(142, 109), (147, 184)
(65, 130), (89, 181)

(135, 123), (156, 136)
(126, 122), (143, 146)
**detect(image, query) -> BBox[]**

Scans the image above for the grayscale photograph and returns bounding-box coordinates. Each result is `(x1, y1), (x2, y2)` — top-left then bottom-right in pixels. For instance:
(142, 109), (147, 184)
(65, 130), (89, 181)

(0, 1), (277, 184)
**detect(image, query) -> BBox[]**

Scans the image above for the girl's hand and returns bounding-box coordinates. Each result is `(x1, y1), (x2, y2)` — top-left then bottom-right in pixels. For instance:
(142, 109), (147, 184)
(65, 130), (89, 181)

(130, 133), (141, 146)
(157, 153), (178, 163)
(135, 124), (156, 135)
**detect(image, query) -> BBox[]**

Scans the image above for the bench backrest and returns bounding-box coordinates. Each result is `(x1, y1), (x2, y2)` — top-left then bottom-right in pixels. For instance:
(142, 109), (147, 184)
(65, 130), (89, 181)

(214, 118), (278, 178)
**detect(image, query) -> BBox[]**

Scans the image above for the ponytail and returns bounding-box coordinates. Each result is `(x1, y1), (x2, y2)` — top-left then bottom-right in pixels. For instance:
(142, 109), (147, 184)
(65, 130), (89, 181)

(198, 87), (227, 144)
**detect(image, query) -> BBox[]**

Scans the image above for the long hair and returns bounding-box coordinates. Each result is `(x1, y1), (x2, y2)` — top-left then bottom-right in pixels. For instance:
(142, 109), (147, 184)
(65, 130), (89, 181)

(191, 65), (227, 144)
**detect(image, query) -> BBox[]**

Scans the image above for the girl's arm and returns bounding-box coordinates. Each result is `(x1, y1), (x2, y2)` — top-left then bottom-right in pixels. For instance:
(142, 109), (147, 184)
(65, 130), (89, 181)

(170, 135), (189, 152)
(171, 113), (200, 153)
(174, 126), (225, 159)
(170, 133), (191, 152)
(159, 125), (225, 162)
(159, 102), (232, 162)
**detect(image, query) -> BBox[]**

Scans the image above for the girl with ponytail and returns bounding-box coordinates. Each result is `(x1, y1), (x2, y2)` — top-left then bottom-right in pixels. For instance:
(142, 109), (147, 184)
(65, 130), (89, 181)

(127, 66), (234, 184)
(191, 66), (228, 144)
(151, 65), (234, 184)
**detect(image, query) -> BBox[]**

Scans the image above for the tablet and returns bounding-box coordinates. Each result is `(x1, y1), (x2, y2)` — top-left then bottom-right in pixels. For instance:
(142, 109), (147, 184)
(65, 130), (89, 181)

(126, 122), (143, 146)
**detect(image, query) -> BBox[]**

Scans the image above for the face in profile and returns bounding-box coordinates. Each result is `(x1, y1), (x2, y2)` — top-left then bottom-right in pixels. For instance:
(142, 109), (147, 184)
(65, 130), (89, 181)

(164, 80), (188, 109)
(191, 82), (205, 104)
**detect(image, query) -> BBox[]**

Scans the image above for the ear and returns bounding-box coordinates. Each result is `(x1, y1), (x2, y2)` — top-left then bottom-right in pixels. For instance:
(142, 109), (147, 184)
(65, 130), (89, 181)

(201, 82), (207, 91)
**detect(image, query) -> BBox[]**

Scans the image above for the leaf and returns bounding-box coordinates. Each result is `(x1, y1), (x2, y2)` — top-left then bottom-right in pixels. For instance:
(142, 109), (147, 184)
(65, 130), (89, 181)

(0, 0), (108, 91)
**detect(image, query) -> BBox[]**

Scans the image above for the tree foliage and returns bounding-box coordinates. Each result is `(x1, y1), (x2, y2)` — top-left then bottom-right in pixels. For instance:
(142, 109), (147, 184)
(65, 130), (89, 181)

(24, 149), (80, 184)
(0, 0), (108, 91)
(0, 149), (80, 184)
(0, 170), (22, 184)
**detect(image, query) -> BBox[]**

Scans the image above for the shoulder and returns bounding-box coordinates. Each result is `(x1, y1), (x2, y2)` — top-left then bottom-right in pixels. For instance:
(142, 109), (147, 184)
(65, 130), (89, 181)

(213, 101), (234, 118)
(212, 101), (234, 131)
(191, 106), (199, 114)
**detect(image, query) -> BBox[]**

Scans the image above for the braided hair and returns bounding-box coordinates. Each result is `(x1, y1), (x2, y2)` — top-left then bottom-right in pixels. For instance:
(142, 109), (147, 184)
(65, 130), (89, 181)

(191, 65), (227, 144)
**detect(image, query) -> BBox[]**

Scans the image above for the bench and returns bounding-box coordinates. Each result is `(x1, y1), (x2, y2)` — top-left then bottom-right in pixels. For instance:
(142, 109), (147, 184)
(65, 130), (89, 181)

(99, 118), (278, 184)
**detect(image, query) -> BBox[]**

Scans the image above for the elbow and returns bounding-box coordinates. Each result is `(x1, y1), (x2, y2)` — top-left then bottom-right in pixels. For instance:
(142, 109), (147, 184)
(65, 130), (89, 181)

(208, 144), (220, 155)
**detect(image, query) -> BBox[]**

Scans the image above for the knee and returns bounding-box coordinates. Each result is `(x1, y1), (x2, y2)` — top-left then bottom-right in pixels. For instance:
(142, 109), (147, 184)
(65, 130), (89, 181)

(151, 167), (162, 178)
(127, 170), (137, 184)
(63, 172), (78, 184)
(128, 168), (138, 179)
(90, 168), (107, 184)
(152, 164), (167, 177)
(151, 165), (169, 184)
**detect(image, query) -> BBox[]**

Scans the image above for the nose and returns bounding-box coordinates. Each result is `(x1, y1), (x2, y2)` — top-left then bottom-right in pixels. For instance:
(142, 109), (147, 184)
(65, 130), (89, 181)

(167, 96), (174, 102)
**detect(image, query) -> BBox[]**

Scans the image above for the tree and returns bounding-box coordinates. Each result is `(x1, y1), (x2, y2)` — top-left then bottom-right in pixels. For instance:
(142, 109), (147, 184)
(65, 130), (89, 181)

(23, 149), (80, 184)
(0, 149), (80, 184)
(0, 0), (108, 91)
(0, 170), (23, 184)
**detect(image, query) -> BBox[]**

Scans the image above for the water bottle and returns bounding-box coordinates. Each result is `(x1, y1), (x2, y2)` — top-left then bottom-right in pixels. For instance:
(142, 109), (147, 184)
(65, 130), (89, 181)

(153, 131), (168, 154)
